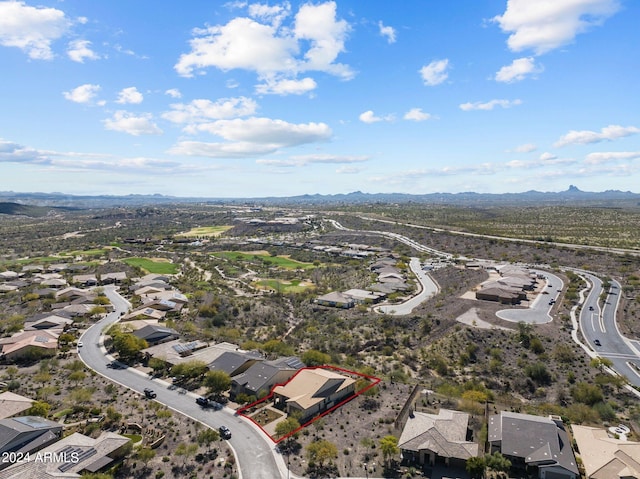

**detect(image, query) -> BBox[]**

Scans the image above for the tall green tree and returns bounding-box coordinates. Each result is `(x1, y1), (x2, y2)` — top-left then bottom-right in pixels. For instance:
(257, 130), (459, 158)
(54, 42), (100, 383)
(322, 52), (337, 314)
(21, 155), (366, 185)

(203, 370), (231, 397)
(306, 439), (338, 468)
(379, 435), (399, 469)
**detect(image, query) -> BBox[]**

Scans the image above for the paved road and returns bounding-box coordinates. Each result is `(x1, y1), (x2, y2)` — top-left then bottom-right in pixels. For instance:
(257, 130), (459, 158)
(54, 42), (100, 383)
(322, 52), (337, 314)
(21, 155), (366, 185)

(329, 216), (640, 388)
(577, 274), (640, 387)
(375, 257), (439, 315)
(496, 271), (564, 324)
(79, 286), (287, 479)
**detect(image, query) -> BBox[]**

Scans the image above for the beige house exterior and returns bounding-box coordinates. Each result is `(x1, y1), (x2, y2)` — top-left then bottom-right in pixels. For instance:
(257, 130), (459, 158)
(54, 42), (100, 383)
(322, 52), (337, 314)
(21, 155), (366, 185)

(572, 425), (640, 479)
(272, 368), (356, 422)
(399, 409), (479, 468)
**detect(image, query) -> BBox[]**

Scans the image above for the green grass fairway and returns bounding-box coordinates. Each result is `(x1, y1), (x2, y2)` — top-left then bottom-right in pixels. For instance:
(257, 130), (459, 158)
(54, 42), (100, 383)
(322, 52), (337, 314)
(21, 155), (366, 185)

(122, 257), (179, 274)
(176, 225), (233, 237)
(61, 248), (108, 257)
(254, 279), (313, 293)
(212, 251), (316, 270)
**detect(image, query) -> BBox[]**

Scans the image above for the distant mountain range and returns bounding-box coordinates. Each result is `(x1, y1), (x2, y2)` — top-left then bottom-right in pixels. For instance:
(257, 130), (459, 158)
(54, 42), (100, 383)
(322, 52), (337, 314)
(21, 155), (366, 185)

(0, 185), (639, 211)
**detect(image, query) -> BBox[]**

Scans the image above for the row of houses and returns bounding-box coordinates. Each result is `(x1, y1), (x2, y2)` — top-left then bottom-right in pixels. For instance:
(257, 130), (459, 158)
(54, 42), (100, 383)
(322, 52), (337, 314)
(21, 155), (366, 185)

(475, 264), (540, 305)
(315, 256), (410, 309)
(0, 267), (129, 292)
(400, 409), (578, 478)
(399, 408), (640, 479)
(0, 287), (112, 361)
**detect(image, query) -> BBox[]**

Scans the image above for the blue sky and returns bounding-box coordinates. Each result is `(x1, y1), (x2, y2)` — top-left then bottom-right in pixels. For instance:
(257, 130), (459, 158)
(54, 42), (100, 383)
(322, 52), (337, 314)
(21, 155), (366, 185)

(1, 0), (639, 197)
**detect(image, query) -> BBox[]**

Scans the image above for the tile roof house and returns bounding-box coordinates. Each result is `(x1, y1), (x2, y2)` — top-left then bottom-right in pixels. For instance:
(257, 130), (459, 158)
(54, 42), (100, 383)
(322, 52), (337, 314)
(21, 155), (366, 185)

(0, 331), (59, 361)
(71, 274), (98, 287)
(489, 411), (578, 479)
(0, 393), (34, 420)
(399, 409), (479, 468)
(0, 416), (62, 461)
(231, 356), (304, 399)
(316, 292), (355, 309)
(572, 425), (640, 479)
(0, 431), (130, 478)
(272, 368), (357, 422)
(100, 272), (127, 284)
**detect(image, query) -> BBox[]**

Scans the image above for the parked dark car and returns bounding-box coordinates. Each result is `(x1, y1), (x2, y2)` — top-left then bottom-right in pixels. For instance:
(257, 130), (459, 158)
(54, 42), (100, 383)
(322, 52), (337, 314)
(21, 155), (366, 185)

(196, 396), (209, 407)
(594, 339), (601, 346)
(219, 425), (232, 439)
(143, 388), (157, 399)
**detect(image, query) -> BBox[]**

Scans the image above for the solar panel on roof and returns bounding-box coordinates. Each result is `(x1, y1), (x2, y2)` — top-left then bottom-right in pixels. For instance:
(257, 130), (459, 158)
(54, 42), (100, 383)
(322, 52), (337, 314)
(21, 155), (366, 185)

(58, 447), (96, 472)
(172, 341), (198, 354)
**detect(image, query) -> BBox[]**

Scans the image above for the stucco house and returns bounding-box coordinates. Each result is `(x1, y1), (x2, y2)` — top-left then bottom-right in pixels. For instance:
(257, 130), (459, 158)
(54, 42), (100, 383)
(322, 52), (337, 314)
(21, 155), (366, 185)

(572, 425), (640, 479)
(272, 367), (357, 422)
(399, 409), (479, 468)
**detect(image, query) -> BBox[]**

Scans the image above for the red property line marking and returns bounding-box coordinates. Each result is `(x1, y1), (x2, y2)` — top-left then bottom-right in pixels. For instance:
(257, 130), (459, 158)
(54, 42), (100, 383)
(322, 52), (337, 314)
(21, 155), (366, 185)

(236, 365), (381, 444)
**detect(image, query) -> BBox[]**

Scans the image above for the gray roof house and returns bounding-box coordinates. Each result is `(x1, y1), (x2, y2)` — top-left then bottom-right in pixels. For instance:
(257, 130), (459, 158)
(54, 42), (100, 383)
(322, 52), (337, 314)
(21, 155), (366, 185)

(132, 324), (179, 346)
(208, 351), (264, 377)
(231, 356), (304, 399)
(0, 416), (63, 464)
(489, 411), (578, 479)
(399, 409), (479, 468)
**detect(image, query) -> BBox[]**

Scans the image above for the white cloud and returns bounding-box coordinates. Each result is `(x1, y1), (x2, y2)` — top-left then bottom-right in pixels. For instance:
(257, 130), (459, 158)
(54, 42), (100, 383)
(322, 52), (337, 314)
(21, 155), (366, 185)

(257, 154), (368, 167)
(63, 83), (101, 104)
(116, 87), (144, 104)
(585, 151), (640, 164)
(174, 1), (353, 88)
(359, 110), (395, 124)
(403, 108), (432, 122)
(554, 125), (640, 147)
(170, 117), (332, 158)
(359, 110), (382, 123)
(165, 88), (182, 99)
(192, 117), (332, 146)
(175, 17), (296, 77)
(67, 39), (99, 63)
(459, 99), (522, 111)
(512, 143), (537, 153)
(294, 2), (352, 78)
(103, 111), (162, 136)
(336, 166), (361, 174)
(0, 1), (71, 60)
(378, 21), (396, 43)
(0, 138), (184, 172)
(169, 141), (279, 158)
(539, 152), (557, 161)
(162, 97), (258, 125)
(493, 0), (620, 55)
(495, 57), (541, 83)
(255, 76), (317, 95)
(248, 2), (291, 28)
(419, 59), (449, 86)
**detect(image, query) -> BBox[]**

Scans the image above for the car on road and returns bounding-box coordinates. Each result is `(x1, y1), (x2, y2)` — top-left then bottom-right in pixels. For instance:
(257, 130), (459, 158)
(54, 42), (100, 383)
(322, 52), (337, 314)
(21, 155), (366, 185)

(594, 339), (602, 346)
(143, 388), (157, 399)
(589, 306), (594, 311)
(77, 341), (83, 348)
(219, 425), (231, 439)
(107, 360), (126, 369)
(196, 396), (209, 407)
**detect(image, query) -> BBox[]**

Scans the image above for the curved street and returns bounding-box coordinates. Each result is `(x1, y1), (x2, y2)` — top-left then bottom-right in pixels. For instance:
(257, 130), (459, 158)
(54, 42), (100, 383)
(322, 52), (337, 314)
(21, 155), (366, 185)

(77, 220), (640, 478)
(79, 286), (287, 479)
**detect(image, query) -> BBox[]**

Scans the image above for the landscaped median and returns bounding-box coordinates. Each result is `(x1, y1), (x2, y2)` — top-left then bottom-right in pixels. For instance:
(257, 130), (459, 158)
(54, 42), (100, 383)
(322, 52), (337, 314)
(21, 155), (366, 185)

(236, 365), (381, 443)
